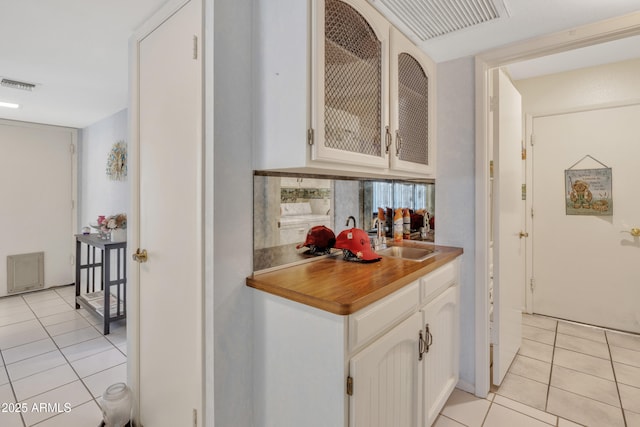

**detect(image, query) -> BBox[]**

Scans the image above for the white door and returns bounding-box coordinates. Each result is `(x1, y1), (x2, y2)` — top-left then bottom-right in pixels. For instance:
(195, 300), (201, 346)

(133, 0), (203, 425)
(492, 68), (524, 386)
(531, 104), (640, 333)
(349, 311), (421, 427)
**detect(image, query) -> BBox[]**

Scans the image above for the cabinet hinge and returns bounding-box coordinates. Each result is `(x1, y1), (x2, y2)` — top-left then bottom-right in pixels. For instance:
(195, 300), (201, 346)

(530, 277), (535, 292)
(521, 146), (526, 160)
(193, 408), (197, 426)
(346, 376), (353, 396)
(522, 184), (526, 201)
(489, 96), (497, 112)
(531, 207), (534, 218)
(530, 134), (535, 146)
(307, 128), (314, 146)
(193, 36), (198, 60)
(69, 143), (75, 154)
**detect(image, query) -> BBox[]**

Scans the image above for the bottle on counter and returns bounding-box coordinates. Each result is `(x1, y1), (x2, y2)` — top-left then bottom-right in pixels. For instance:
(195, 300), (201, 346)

(393, 208), (403, 242)
(403, 208), (411, 239)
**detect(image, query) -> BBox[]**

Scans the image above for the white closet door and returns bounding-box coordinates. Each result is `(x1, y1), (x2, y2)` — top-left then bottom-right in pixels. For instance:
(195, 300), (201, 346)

(134, 0), (203, 425)
(492, 68), (524, 386)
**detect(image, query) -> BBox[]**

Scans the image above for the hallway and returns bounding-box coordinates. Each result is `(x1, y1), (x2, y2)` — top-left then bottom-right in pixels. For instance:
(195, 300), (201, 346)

(0, 285), (126, 426)
(437, 314), (640, 426)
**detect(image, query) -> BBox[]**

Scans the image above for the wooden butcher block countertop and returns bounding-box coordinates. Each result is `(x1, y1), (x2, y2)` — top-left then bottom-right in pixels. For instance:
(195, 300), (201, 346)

(247, 242), (463, 315)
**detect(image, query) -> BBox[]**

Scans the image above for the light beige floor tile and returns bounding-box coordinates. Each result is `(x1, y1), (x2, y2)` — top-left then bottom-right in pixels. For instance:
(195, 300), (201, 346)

(71, 348), (126, 378)
(12, 364), (79, 401)
(610, 345), (640, 368)
(0, 382), (17, 403)
(519, 339), (554, 363)
(493, 395), (557, 425)
(607, 330), (640, 352)
(26, 297), (67, 310)
(21, 380), (93, 426)
(0, 320), (48, 350)
(558, 418), (584, 427)
(484, 402), (555, 427)
(0, 310), (36, 327)
(45, 317), (91, 337)
(0, 368), (8, 386)
(557, 321), (606, 343)
(52, 326), (101, 349)
(0, 296), (28, 309)
(440, 388), (491, 427)
(509, 355), (551, 384)
(433, 414), (466, 427)
(60, 336), (115, 362)
(495, 373), (548, 411)
(38, 310), (86, 327)
(555, 333), (610, 359)
(553, 347), (614, 381)
(522, 325), (556, 345)
(550, 365), (619, 407)
(0, 411), (24, 427)
(1, 338), (57, 365)
(22, 290), (60, 303)
(6, 350), (66, 381)
(522, 314), (557, 331)
(619, 383), (640, 413)
(626, 410), (640, 427)
(547, 386), (625, 427)
(29, 303), (74, 319)
(81, 363), (127, 398)
(116, 343), (127, 356)
(614, 362), (640, 388)
(33, 400), (103, 427)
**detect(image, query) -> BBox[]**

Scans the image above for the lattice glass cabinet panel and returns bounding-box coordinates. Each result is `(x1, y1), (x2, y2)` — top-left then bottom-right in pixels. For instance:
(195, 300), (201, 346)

(324, 0), (383, 158)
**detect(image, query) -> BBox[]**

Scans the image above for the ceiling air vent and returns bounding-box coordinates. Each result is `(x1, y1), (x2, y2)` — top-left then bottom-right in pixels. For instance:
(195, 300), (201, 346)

(369, 0), (510, 41)
(1, 78), (36, 91)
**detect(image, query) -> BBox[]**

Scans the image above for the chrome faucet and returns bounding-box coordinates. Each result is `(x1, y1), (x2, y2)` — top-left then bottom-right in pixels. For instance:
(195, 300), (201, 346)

(345, 216), (356, 228)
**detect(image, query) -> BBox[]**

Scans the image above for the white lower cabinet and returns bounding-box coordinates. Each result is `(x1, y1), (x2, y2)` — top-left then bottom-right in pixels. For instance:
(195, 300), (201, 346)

(421, 284), (459, 426)
(349, 311), (422, 427)
(252, 258), (459, 427)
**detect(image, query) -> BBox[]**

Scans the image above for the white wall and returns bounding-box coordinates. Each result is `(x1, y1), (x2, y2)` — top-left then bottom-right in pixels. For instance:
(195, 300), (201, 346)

(213, 0), (254, 425)
(514, 58), (640, 114)
(0, 120), (77, 297)
(78, 109), (129, 230)
(436, 57), (477, 390)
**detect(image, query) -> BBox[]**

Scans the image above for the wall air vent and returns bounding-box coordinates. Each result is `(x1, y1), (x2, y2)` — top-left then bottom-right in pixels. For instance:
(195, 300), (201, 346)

(1, 78), (36, 91)
(369, 0), (510, 41)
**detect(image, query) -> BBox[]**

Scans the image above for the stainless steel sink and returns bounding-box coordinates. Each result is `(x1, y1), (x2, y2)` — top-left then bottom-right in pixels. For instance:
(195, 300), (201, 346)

(376, 245), (437, 262)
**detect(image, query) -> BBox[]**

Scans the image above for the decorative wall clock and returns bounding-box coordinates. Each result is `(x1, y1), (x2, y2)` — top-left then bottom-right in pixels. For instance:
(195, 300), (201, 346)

(106, 141), (127, 181)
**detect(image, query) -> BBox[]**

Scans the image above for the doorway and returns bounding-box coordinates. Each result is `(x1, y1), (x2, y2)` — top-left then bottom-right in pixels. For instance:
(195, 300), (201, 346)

(475, 15), (640, 397)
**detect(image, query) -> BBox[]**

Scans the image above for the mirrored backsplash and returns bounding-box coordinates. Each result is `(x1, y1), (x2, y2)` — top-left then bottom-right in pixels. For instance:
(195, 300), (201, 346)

(253, 172), (435, 272)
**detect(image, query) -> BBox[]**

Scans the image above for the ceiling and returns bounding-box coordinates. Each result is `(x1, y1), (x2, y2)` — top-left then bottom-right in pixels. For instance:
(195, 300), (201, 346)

(0, 0), (639, 129)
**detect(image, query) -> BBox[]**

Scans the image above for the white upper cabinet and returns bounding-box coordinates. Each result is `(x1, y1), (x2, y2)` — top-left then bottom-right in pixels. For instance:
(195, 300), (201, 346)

(312, 0), (390, 170)
(389, 28), (436, 175)
(253, 0), (436, 179)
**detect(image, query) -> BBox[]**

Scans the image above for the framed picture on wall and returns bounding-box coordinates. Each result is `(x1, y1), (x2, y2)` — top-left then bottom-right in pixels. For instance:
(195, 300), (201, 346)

(565, 167), (612, 216)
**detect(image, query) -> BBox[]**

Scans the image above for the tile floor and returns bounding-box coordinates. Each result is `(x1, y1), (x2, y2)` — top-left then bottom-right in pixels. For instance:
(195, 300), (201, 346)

(436, 313), (640, 427)
(0, 285), (127, 426)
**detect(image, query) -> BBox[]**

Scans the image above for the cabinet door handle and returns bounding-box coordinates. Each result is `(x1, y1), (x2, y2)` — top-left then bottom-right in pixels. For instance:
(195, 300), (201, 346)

(418, 330), (426, 361)
(425, 323), (433, 353)
(385, 126), (392, 154)
(395, 130), (402, 157)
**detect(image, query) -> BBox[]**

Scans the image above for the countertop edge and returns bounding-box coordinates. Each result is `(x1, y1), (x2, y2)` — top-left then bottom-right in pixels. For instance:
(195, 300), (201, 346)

(247, 245), (463, 315)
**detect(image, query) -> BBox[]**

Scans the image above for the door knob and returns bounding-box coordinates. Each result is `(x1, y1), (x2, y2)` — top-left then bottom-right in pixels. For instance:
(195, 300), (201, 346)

(132, 248), (148, 263)
(519, 231), (529, 238)
(623, 228), (640, 237)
